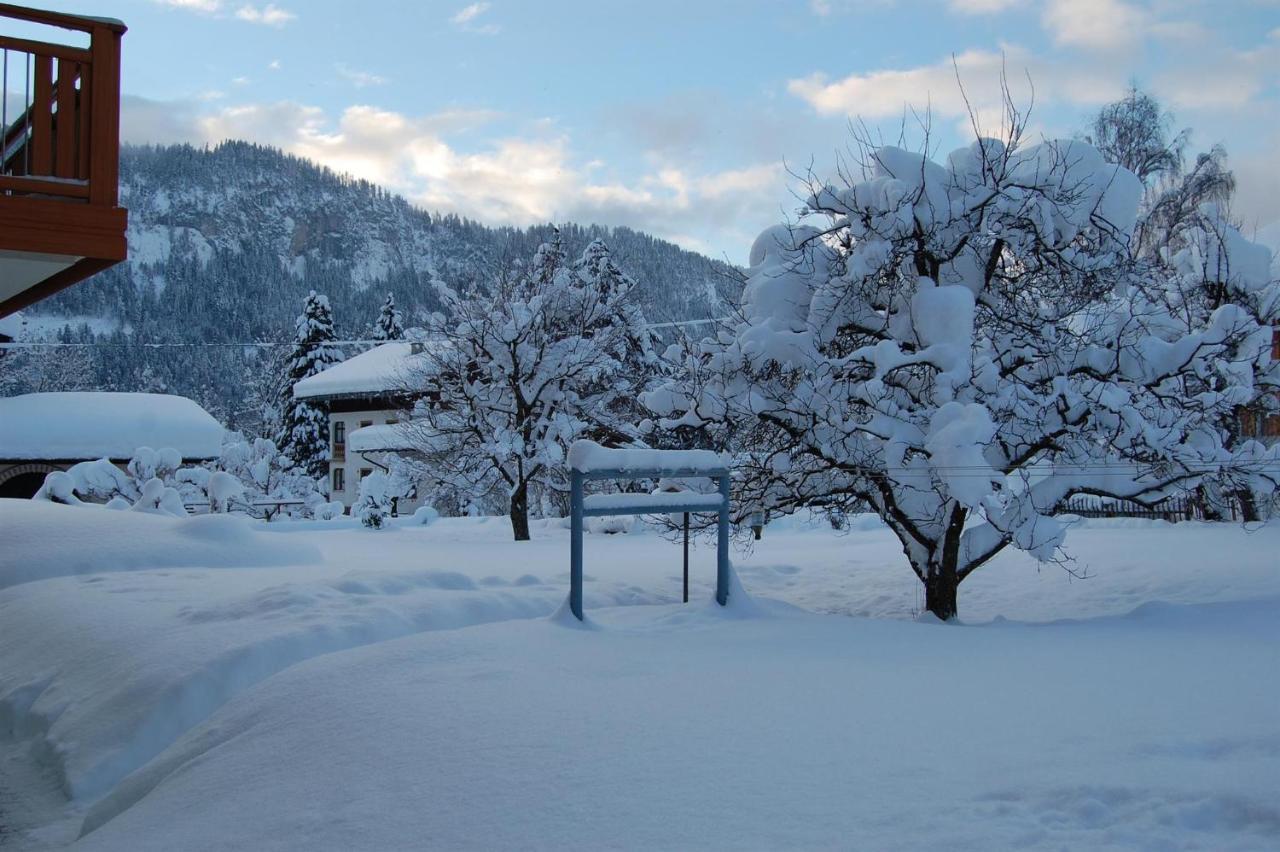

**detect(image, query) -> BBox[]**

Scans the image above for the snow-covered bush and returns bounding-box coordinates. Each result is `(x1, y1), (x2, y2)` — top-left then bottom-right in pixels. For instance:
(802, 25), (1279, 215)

(313, 500), (347, 521)
(648, 121), (1278, 620)
(130, 477), (187, 517)
(33, 458), (135, 505)
(355, 471), (392, 529)
(126, 446), (182, 484)
(32, 450), (193, 517)
(407, 505), (439, 526)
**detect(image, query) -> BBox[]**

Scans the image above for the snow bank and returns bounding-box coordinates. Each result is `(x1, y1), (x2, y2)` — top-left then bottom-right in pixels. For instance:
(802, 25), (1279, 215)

(0, 500), (318, 589)
(75, 594), (1280, 851)
(0, 393), (225, 460)
(568, 440), (730, 474)
(4, 512), (1280, 849)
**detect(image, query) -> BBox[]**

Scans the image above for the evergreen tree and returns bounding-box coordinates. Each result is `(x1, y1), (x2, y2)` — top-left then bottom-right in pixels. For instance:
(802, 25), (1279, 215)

(372, 292), (405, 341)
(275, 291), (344, 480)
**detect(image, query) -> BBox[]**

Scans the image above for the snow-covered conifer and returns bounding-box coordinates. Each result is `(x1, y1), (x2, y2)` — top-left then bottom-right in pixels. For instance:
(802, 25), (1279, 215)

(647, 121), (1279, 620)
(372, 292), (405, 341)
(275, 291), (344, 481)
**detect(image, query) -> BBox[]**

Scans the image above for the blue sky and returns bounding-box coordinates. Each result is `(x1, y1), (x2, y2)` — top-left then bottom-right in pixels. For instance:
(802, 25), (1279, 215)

(26, 0), (1280, 261)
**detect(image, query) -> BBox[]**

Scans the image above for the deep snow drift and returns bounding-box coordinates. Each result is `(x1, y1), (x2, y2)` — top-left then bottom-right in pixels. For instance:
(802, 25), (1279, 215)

(0, 500), (1277, 850)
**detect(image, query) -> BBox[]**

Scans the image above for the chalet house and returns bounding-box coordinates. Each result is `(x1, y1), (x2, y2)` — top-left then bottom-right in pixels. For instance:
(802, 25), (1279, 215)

(0, 4), (127, 318)
(292, 341), (435, 514)
(1240, 326), (1280, 446)
(0, 391), (225, 497)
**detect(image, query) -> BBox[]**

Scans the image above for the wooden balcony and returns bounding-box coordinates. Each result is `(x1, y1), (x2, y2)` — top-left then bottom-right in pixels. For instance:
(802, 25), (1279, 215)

(0, 3), (126, 318)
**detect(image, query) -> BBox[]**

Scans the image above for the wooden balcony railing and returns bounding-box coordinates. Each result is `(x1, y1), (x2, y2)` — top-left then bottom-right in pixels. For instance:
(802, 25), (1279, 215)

(0, 4), (126, 317)
(0, 4), (123, 203)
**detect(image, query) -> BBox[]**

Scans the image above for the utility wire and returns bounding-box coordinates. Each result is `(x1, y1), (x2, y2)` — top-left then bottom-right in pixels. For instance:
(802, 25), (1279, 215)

(0, 317), (732, 349)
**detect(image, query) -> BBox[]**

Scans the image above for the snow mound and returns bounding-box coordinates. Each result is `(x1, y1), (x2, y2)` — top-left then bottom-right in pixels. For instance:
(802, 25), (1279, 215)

(0, 500), (319, 589)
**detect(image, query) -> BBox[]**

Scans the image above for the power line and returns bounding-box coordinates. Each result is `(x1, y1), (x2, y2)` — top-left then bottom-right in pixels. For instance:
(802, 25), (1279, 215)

(0, 317), (732, 349)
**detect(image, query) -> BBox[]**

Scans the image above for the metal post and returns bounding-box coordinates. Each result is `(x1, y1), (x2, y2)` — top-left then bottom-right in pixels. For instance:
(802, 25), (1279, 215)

(682, 511), (689, 604)
(570, 470), (584, 620)
(716, 473), (730, 606)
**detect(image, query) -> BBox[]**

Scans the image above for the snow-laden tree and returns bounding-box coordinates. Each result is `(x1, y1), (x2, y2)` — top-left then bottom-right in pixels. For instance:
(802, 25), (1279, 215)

(403, 233), (656, 540)
(275, 291), (344, 480)
(372, 292), (405, 341)
(1082, 88), (1274, 518)
(1082, 87), (1236, 261)
(646, 129), (1279, 620)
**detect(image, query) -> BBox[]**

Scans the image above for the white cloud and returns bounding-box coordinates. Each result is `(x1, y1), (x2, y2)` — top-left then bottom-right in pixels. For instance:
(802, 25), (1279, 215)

(1041, 0), (1146, 50)
(268, 59), (282, 71)
(948, 0), (1023, 14)
(235, 4), (295, 26)
(152, 0), (296, 25)
(788, 46), (1122, 126)
(1152, 40), (1280, 110)
(153, 0), (221, 11)
(451, 2), (499, 34)
(336, 64), (388, 88)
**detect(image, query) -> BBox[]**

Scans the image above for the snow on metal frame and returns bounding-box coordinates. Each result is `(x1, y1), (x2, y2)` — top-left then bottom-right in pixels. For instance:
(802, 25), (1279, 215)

(567, 440), (730, 478)
(568, 441), (731, 621)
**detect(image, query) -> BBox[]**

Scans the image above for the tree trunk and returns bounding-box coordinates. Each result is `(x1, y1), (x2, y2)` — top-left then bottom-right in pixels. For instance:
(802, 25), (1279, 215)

(509, 481), (531, 541)
(1237, 490), (1260, 523)
(923, 562), (959, 621)
(1196, 484), (1224, 521)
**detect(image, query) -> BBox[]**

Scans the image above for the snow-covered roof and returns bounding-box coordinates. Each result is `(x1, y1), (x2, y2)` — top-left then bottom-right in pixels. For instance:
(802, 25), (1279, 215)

(0, 392), (226, 461)
(0, 312), (24, 339)
(293, 342), (437, 401)
(348, 424), (414, 453)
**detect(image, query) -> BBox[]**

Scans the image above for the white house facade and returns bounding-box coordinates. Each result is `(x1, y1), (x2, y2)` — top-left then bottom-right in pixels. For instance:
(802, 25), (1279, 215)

(292, 342), (434, 515)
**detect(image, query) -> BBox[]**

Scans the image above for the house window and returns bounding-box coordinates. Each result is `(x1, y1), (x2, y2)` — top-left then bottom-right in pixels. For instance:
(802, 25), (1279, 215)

(332, 468), (345, 493)
(385, 418), (398, 425)
(360, 420), (373, 428)
(359, 468), (373, 480)
(333, 421), (346, 447)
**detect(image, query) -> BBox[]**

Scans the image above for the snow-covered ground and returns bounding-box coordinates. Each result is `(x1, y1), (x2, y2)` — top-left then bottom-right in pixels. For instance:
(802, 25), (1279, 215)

(1, 500), (1277, 850)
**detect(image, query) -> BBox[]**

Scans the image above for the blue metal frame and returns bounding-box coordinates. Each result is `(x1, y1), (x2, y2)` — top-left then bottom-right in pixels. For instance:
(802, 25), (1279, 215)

(568, 464), (731, 620)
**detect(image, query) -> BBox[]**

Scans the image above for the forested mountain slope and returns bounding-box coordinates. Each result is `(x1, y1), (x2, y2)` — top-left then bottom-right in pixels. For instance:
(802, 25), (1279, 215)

(14, 142), (740, 430)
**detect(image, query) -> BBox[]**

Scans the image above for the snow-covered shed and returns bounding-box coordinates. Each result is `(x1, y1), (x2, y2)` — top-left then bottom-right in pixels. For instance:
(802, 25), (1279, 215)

(292, 342), (437, 510)
(0, 392), (225, 498)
